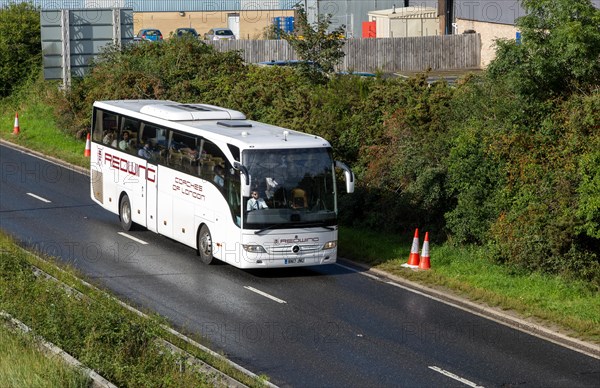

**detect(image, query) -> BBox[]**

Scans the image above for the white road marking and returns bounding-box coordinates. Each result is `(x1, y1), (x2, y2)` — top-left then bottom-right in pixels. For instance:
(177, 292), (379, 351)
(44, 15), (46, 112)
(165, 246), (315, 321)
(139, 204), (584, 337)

(27, 192), (51, 203)
(429, 366), (484, 387)
(335, 263), (382, 281)
(244, 286), (287, 304)
(335, 262), (600, 359)
(117, 232), (148, 245)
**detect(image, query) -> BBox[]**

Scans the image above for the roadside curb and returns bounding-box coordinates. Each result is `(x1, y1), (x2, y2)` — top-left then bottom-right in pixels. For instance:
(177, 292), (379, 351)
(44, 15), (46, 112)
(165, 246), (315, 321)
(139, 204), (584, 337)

(1, 311), (117, 388)
(18, 247), (276, 388)
(339, 258), (600, 359)
(0, 139), (89, 176)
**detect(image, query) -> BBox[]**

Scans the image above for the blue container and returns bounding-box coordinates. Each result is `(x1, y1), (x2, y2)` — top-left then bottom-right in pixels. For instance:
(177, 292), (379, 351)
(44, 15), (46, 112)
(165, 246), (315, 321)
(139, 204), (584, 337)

(273, 16), (294, 38)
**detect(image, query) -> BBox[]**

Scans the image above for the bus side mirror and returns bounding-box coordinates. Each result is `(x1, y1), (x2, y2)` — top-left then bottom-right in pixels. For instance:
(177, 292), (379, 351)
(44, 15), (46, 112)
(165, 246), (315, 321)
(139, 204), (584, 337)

(335, 161), (355, 193)
(234, 161), (251, 197)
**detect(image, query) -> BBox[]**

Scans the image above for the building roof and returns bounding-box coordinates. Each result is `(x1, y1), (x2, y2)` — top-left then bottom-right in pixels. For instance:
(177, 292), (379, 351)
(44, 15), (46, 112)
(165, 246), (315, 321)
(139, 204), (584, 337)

(368, 6), (438, 19)
(0, 0), (297, 11)
(454, 0), (600, 25)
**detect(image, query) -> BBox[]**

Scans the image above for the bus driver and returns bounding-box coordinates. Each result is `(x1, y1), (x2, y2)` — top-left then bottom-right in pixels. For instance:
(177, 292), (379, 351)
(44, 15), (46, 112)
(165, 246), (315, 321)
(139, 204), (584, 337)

(247, 191), (268, 211)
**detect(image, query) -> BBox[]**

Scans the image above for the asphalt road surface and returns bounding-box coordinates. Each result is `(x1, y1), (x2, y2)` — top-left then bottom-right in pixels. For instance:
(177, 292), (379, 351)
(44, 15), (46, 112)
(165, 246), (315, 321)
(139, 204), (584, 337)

(1, 143), (598, 387)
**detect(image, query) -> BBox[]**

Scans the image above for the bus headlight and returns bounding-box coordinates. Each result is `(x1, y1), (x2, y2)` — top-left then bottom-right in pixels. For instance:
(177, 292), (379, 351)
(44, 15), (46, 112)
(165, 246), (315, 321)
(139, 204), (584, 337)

(242, 244), (267, 253)
(322, 241), (337, 250)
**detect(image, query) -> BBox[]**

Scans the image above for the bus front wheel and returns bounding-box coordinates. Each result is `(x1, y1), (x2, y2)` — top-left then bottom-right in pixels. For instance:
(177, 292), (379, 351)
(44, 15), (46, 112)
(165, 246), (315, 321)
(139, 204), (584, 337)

(197, 225), (214, 265)
(119, 194), (133, 231)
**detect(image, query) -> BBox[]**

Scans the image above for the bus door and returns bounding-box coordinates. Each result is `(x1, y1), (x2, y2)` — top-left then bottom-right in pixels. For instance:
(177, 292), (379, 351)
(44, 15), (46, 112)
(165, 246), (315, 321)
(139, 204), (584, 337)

(139, 124), (165, 233)
(145, 160), (158, 233)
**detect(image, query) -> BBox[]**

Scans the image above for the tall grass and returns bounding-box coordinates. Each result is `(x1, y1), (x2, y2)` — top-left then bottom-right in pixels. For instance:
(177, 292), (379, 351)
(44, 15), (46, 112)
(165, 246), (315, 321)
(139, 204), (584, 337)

(0, 76), (89, 167)
(0, 324), (90, 388)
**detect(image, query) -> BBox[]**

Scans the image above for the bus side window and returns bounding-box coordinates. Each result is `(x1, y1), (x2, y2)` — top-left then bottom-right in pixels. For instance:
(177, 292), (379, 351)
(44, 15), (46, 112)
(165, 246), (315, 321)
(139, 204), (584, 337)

(92, 109), (104, 143)
(94, 110), (118, 144)
(168, 132), (200, 173)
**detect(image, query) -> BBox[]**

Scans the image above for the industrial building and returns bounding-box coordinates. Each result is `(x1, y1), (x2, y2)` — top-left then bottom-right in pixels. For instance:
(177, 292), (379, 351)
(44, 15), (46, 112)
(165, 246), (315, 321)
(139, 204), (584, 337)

(4, 0), (600, 67)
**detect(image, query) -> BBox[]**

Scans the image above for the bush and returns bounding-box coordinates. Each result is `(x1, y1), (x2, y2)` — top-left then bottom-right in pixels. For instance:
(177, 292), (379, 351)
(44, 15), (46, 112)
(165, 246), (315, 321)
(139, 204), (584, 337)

(575, 94), (600, 240)
(53, 39), (247, 136)
(356, 75), (455, 234)
(477, 88), (600, 285)
(0, 1), (41, 97)
(488, 0), (600, 100)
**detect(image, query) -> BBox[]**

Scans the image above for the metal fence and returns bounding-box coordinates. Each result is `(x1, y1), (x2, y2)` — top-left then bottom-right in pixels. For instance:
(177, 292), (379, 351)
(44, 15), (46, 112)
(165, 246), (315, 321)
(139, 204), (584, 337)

(206, 33), (481, 72)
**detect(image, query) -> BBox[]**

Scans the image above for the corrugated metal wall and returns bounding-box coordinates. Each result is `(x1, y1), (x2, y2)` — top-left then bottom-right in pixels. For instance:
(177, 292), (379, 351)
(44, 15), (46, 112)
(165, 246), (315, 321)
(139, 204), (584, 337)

(313, 1), (438, 38)
(41, 8), (134, 81)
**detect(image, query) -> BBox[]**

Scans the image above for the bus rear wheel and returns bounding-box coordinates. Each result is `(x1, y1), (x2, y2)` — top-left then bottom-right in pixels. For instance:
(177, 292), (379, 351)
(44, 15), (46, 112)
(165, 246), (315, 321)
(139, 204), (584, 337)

(197, 225), (214, 265)
(119, 194), (133, 231)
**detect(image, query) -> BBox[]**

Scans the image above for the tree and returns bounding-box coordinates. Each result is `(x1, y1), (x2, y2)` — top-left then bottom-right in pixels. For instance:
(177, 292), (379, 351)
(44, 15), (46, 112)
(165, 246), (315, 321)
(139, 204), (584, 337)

(282, 5), (346, 75)
(0, 1), (41, 97)
(487, 0), (600, 99)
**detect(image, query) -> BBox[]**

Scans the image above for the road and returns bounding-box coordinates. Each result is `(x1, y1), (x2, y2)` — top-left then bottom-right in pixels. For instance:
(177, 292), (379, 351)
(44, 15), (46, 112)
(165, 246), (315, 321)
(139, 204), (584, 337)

(1, 142), (598, 387)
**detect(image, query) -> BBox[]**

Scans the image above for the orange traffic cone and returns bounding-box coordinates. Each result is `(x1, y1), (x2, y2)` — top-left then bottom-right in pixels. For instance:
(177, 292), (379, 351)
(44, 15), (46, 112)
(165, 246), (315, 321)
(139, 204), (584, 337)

(419, 232), (431, 270)
(84, 133), (91, 157)
(12, 112), (20, 135)
(402, 228), (420, 268)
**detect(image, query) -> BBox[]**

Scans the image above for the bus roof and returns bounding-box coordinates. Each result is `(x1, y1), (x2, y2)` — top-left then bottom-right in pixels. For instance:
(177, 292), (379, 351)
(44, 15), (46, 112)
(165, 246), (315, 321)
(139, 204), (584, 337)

(93, 100), (331, 150)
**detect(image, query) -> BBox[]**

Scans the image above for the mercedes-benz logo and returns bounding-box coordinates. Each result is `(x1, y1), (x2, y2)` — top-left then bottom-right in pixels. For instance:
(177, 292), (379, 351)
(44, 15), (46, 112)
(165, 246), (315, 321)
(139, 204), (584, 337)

(292, 245), (300, 254)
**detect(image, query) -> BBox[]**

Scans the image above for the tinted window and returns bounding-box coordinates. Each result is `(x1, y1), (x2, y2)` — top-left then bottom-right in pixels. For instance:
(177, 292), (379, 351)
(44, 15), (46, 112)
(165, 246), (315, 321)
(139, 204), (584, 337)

(93, 109), (118, 145)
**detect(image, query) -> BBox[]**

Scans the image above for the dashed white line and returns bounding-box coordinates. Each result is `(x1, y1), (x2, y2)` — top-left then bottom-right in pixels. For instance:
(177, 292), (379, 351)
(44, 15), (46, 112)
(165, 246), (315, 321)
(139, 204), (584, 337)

(429, 366), (484, 387)
(243, 286), (287, 304)
(117, 232), (149, 245)
(27, 192), (51, 203)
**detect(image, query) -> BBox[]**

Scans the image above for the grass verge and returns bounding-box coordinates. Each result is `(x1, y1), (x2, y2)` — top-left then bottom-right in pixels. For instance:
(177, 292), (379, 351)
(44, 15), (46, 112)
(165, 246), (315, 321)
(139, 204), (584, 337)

(0, 323), (90, 388)
(0, 79), (89, 167)
(339, 227), (600, 343)
(0, 232), (269, 387)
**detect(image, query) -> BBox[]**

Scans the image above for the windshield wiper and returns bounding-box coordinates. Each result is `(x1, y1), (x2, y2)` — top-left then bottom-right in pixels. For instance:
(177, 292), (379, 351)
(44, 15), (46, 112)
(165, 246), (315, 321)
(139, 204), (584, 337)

(294, 221), (335, 231)
(254, 223), (289, 235)
(254, 221), (334, 235)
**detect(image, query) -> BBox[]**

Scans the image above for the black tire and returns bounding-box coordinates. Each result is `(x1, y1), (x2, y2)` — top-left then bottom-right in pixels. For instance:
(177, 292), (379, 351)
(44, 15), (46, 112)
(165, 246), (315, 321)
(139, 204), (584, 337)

(119, 194), (133, 231)
(197, 224), (214, 265)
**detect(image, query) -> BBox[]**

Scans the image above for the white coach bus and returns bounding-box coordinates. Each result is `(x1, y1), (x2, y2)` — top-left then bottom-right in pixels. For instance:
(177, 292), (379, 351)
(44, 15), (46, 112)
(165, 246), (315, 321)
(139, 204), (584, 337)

(90, 100), (354, 268)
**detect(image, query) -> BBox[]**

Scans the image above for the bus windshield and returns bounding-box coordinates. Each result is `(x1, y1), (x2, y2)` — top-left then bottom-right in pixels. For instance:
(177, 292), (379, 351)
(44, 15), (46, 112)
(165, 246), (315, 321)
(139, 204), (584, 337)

(243, 148), (337, 229)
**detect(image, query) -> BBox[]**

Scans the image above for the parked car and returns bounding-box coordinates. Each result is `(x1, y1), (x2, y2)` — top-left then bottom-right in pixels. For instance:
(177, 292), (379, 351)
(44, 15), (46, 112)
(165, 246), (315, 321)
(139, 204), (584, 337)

(335, 71), (377, 78)
(174, 28), (199, 38)
(135, 29), (163, 42)
(255, 60), (320, 69)
(256, 60), (377, 78)
(204, 28), (235, 40)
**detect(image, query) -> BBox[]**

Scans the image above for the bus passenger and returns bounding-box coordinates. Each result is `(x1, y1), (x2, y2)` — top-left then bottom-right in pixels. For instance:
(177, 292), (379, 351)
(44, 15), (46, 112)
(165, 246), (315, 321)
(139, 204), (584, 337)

(291, 188), (308, 209)
(181, 147), (200, 162)
(119, 131), (130, 151)
(102, 130), (115, 145)
(214, 165), (225, 187)
(138, 140), (152, 159)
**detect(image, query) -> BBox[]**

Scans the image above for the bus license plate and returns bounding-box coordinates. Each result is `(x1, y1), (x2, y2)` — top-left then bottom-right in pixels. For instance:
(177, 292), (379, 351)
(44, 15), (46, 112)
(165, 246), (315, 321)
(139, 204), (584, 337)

(285, 258), (304, 264)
